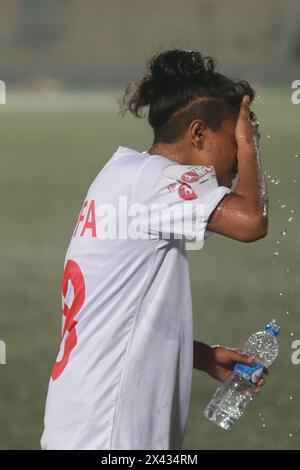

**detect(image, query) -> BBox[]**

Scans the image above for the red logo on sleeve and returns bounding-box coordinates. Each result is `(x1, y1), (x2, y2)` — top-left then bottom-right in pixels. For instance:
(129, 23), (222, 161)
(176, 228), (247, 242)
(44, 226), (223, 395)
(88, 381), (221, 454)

(178, 183), (197, 200)
(181, 171), (200, 183)
(168, 182), (177, 192)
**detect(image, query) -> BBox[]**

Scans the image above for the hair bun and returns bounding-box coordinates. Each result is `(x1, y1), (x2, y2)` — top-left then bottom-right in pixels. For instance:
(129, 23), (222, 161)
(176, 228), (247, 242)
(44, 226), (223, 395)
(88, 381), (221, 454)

(148, 49), (216, 83)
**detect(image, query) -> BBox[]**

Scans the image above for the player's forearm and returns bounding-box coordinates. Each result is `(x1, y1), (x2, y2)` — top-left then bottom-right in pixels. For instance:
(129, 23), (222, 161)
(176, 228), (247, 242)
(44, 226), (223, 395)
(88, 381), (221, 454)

(207, 143), (268, 242)
(234, 142), (268, 220)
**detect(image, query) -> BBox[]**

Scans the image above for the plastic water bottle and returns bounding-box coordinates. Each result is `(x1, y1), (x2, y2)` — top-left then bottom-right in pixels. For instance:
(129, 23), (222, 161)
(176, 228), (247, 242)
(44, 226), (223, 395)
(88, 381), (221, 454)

(204, 320), (280, 430)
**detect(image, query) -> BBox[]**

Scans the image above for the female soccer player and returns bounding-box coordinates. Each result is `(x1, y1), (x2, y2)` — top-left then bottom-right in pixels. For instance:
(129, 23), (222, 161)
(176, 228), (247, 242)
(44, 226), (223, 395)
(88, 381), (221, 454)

(41, 49), (268, 450)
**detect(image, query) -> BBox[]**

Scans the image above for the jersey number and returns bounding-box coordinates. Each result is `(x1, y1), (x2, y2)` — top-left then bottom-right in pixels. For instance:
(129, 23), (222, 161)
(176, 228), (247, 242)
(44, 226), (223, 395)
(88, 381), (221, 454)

(51, 260), (85, 380)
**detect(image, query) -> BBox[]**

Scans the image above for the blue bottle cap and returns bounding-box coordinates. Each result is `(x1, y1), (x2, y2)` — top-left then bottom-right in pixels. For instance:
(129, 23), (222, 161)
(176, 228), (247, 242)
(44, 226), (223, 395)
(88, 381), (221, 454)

(265, 321), (281, 337)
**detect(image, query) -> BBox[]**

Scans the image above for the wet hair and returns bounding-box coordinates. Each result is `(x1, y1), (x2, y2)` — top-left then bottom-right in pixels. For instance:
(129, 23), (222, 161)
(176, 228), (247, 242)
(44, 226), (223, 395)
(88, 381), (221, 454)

(119, 48), (255, 144)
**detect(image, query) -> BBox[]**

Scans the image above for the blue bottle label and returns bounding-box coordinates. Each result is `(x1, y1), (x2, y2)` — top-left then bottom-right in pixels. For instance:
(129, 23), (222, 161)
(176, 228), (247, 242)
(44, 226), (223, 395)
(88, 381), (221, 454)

(234, 362), (264, 384)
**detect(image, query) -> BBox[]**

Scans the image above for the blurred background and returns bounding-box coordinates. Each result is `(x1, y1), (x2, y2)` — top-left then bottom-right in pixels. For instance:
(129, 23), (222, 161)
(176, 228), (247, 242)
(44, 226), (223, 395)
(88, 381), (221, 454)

(0, 0), (299, 450)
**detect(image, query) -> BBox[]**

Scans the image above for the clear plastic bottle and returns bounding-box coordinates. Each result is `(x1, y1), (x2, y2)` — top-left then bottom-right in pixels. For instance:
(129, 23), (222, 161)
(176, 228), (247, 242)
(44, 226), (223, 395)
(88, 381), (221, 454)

(204, 320), (280, 430)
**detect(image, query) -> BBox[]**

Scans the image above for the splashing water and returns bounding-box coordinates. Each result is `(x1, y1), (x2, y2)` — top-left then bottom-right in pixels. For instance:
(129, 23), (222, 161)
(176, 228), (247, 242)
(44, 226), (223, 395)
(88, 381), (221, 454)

(268, 156), (295, 436)
(266, 154), (298, 441)
(258, 412), (267, 429)
(270, 176), (280, 185)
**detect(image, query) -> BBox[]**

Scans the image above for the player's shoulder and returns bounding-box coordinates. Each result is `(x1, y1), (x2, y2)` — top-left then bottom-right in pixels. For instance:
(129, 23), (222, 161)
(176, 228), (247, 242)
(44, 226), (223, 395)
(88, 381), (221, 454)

(105, 146), (166, 177)
(107, 146), (173, 182)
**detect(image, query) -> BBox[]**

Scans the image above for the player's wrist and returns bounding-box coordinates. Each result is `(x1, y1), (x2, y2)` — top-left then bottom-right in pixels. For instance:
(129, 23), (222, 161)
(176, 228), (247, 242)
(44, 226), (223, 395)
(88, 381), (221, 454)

(193, 341), (213, 372)
(237, 141), (258, 160)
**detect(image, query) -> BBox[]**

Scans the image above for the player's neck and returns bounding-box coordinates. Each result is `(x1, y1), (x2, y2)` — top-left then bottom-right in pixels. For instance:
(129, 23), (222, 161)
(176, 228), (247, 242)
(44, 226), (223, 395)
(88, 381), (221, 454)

(147, 142), (200, 166)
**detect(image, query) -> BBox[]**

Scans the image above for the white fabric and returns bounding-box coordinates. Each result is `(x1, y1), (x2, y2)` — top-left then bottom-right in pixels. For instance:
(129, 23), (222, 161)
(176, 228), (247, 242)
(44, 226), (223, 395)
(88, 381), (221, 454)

(41, 146), (231, 450)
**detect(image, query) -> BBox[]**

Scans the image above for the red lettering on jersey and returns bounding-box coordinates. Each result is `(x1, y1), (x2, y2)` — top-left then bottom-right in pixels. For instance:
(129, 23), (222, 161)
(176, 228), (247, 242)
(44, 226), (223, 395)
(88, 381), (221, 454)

(181, 171), (200, 183)
(178, 183), (197, 200)
(51, 260), (85, 380)
(80, 200), (96, 237)
(73, 200), (88, 237)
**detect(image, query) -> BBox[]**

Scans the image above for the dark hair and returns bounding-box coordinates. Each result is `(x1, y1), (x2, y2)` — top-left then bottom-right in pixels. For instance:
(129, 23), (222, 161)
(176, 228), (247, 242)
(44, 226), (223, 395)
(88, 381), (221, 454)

(119, 48), (255, 144)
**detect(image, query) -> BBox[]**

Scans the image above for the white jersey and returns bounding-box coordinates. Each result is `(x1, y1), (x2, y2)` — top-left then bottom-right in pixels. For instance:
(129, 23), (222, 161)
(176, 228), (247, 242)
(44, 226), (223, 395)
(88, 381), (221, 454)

(41, 145), (231, 450)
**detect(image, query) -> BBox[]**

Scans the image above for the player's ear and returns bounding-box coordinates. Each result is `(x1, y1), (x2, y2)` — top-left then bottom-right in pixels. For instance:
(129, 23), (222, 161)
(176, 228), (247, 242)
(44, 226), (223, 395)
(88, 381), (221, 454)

(190, 120), (206, 149)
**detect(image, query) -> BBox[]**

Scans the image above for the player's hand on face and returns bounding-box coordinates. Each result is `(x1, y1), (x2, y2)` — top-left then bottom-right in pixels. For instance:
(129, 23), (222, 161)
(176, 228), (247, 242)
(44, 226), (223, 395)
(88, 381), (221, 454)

(235, 95), (260, 153)
(204, 345), (269, 395)
(249, 110), (260, 147)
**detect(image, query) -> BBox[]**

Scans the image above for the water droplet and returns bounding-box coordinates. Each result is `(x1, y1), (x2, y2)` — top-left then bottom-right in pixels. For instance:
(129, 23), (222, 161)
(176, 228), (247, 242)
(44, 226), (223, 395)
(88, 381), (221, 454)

(277, 401), (281, 406)
(295, 154), (299, 158)
(290, 395), (293, 400)
(290, 209), (294, 214)
(281, 228), (287, 236)
(288, 217), (293, 222)
(274, 251), (279, 256)
(276, 240), (280, 245)
(274, 177), (280, 185)
(289, 433), (293, 438)
(272, 260), (276, 264)
(286, 267), (290, 273)
(292, 179), (297, 183)
(281, 204), (286, 209)
(286, 311), (290, 315)
(291, 333), (294, 337)
(279, 292), (283, 296)
(262, 423), (266, 428)
(267, 134), (271, 139)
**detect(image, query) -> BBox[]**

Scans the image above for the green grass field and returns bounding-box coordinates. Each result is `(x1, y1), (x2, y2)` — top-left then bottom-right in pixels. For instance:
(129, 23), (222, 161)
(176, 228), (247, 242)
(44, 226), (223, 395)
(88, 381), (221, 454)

(0, 89), (299, 449)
